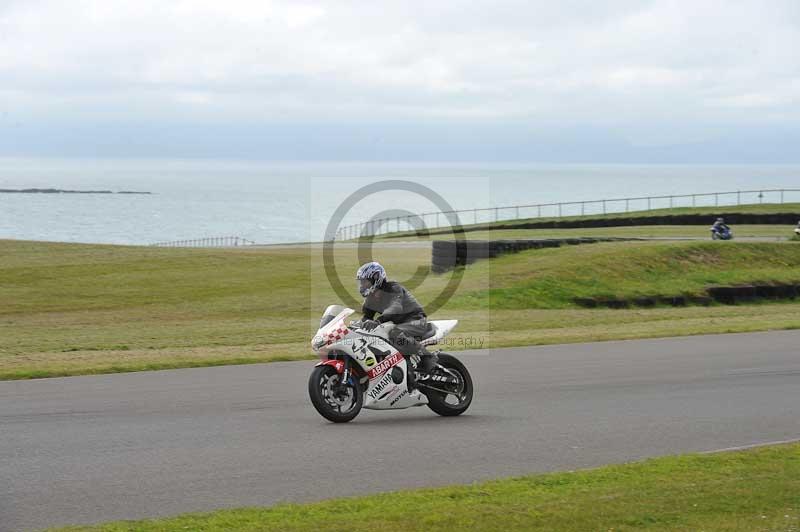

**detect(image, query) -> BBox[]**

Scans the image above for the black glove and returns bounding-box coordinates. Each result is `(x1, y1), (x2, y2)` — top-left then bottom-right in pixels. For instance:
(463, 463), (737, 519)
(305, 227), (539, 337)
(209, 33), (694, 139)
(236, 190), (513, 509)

(361, 319), (380, 331)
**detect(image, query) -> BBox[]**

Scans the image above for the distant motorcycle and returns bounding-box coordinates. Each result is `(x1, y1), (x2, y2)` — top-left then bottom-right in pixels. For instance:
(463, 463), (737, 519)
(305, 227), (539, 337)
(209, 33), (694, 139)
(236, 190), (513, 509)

(711, 226), (733, 240)
(308, 304), (473, 423)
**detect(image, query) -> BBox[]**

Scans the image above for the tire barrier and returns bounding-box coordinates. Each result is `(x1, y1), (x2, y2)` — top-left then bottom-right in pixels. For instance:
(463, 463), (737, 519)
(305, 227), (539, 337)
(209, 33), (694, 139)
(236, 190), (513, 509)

(431, 237), (638, 273)
(422, 212), (800, 238)
(573, 283), (799, 309)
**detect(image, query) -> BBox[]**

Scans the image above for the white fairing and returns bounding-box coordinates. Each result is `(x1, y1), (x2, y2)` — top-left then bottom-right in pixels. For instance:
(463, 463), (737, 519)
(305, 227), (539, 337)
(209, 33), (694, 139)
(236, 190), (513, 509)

(361, 352), (426, 410)
(312, 306), (459, 411)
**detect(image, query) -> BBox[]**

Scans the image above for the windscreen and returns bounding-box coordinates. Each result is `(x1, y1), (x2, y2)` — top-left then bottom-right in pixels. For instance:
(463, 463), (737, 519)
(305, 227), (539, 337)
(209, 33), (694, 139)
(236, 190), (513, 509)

(319, 304), (346, 328)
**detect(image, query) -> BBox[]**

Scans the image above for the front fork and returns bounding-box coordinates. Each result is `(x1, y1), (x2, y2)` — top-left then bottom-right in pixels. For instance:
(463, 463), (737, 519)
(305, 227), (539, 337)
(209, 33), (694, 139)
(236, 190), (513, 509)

(335, 357), (352, 396)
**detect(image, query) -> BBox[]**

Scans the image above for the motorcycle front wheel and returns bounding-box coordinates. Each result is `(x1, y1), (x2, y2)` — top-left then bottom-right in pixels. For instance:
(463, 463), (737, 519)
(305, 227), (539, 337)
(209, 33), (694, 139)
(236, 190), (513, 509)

(424, 353), (473, 417)
(308, 365), (363, 423)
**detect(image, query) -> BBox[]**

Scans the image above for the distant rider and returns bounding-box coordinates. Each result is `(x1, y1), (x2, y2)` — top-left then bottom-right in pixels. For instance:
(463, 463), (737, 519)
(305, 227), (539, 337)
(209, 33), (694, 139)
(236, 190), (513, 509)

(712, 217), (730, 235)
(355, 262), (438, 380)
(795, 221), (800, 235)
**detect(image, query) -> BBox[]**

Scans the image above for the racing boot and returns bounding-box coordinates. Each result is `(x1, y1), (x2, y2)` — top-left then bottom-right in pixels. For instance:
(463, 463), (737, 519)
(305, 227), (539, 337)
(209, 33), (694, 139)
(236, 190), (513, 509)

(405, 358), (417, 392)
(416, 346), (439, 377)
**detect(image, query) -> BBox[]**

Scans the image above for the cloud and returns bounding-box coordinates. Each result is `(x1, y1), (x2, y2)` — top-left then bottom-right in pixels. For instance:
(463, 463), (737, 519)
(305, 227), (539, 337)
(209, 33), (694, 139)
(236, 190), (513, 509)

(0, 0), (799, 158)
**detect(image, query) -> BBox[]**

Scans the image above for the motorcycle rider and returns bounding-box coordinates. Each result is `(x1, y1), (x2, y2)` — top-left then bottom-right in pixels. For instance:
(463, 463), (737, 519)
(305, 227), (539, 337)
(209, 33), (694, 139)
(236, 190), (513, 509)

(712, 217), (731, 236)
(795, 221), (800, 235)
(355, 262), (438, 381)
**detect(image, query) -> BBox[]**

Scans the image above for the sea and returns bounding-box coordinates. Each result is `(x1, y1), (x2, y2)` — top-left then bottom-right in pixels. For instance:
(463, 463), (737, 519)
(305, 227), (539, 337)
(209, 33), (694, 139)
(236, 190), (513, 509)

(1, 158), (799, 245)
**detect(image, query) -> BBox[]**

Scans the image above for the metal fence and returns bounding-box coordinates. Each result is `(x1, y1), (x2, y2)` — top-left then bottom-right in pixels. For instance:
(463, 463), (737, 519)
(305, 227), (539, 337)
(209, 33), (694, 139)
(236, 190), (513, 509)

(151, 236), (256, 247)
(334, 188), (800, 240)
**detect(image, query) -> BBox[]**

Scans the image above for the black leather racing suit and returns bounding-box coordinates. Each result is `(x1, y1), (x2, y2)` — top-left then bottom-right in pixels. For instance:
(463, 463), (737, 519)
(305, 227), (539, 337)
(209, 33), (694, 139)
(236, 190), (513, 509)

(361, 281), (428, 357)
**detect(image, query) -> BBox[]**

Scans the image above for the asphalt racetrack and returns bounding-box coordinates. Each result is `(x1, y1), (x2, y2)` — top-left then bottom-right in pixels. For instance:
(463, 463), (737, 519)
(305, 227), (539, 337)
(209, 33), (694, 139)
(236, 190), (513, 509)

(2, 330), (799, 530)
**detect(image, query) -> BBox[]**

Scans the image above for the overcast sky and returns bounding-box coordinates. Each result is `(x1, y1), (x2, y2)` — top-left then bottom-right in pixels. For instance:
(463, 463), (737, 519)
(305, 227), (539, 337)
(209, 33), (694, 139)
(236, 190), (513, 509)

(1, 0), (799, 162)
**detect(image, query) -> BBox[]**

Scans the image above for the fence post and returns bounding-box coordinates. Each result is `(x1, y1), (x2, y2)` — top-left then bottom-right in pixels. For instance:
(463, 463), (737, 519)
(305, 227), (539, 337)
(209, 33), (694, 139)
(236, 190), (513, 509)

(603, 200), (606, 215)
(781, 189), (785, 203)
(558, 203), (562, 217)
(436, 212), (440, 228)
(538, 205), (541, 218)
(515, 206), (520, 219)
(495, 207), (499, 222)
(670, 196), (673, 210)
(625, 199), (629, 212)
(692, 195), (696, 207)
(737, 191), (741, 205)
(581, 202), (585, 216)
(647, 197), (651, 211)
(715, 193), (719, 206)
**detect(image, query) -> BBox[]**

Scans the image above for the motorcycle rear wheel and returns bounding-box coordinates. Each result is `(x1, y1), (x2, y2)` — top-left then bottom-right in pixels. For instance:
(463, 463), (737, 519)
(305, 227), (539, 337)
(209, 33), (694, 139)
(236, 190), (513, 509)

(308, 365), (363, 423)
(424, 353), (473, 417)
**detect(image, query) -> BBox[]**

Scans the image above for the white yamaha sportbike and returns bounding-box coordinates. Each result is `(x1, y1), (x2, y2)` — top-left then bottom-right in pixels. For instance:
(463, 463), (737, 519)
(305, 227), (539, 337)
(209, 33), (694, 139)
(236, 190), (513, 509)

(308, 305), (473, 423)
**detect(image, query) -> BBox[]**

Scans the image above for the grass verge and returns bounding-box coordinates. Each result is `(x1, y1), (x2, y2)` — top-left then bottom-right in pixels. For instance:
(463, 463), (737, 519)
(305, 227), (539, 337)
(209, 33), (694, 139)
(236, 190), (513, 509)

(53, 442), (800, 532)
(451, 241), (800, 309)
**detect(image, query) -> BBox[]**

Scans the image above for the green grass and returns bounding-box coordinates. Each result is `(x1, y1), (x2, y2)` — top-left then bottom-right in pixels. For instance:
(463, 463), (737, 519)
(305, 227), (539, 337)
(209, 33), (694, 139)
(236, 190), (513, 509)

(452, 241), (800, 309)
(376, 202), (800, 240)
(2, 239), (800, 380)
(53, 442), (800, 532)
